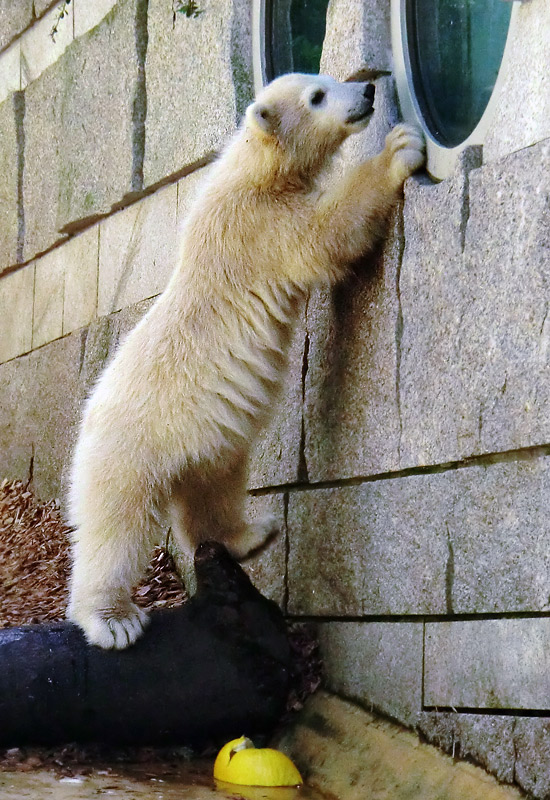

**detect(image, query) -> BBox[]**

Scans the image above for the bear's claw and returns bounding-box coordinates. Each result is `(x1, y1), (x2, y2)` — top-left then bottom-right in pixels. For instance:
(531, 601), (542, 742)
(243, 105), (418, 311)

(73, 604), (150, 650)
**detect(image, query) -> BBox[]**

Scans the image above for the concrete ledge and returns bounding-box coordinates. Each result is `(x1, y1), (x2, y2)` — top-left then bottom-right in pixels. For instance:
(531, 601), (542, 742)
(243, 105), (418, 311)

(276, 691), (524, 800)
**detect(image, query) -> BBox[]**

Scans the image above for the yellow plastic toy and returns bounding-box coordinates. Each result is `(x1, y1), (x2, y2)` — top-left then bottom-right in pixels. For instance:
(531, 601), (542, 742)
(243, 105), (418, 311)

(213, 736), (303, 788)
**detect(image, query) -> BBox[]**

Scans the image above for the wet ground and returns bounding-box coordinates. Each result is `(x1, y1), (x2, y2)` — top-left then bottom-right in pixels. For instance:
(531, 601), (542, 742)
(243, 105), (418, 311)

(0, 759), (326, 800)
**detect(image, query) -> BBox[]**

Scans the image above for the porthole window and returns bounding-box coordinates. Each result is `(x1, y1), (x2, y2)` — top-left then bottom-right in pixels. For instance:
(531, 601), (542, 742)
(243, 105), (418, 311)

(392, 0), (519, 179)
(253, 0), (330, 94)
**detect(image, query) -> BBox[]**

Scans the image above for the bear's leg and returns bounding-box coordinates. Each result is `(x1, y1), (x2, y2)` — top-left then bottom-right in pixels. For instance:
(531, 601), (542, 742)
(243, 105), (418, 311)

(168, 460), (278, 591)
(68, 507), (155, 649)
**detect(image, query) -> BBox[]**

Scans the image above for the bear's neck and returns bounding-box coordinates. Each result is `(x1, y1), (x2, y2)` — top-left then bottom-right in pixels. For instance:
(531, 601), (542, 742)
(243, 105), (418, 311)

(216, 129), (318, 194)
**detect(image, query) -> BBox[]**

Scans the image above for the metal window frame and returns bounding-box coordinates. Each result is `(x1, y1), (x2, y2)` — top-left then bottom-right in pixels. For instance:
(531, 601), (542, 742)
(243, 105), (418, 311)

(391, 0), (520, 180)
(252, 0), (269, 96)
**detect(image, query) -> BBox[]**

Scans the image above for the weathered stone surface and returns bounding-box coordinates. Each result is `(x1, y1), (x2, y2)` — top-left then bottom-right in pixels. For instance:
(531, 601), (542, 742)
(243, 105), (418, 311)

(0, 333), (86, 499)
(418, 712), (517, 786)
(0, 265), (34, 363)
(318, 621), (423, 727)
(0, 40), (21, 106)
(514, 718), (550, 800)
(98, 182), (178, 316)
(0, 95), (18, 269)
(400, 141), (550, 467)
(22, 56), (66, 261)
(288, 457), (550, 616)
(320, 0), (391, 80)
(0, 0), (33, 52)
(73, 0), (118, 37)
(57, 0), (143, 229)
(20, 1), (73, 86)
(26, 226), (99, 348)
(24, 0), (146, 260)
(277, 692), (523, 800)
(144, 0), (253, 187)
(425, 619), (550, 710)
(62, 226), (99, 336)
(287, 478), (448, 616)
(32, 245), (64, 349)
(0, 354), (34, 483)
(484, 0), (550, 163)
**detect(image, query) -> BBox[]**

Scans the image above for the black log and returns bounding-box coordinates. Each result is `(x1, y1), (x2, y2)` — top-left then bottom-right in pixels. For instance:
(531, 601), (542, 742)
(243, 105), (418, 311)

(0, 542), (290, 747)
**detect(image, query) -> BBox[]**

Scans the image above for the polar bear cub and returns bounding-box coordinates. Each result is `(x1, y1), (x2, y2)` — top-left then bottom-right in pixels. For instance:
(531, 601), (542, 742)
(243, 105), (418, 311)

(67, 73), (424, 648)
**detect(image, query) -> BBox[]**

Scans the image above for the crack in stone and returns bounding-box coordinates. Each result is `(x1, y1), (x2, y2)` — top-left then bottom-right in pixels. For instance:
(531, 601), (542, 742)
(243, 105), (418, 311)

(131, 0), (149, 193)
(297, 298), (311, 483)
(283, 491), (290, 614)
(445, 523), (455, 615)
(13, 91), (25, 264)
(394, 209), (405, 463)
(457, 145), (483, 253)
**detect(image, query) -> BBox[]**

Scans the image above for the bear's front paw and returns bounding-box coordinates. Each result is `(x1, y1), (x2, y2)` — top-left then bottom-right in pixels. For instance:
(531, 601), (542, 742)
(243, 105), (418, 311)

(70, 603), (150, 649)
(385, 123), (425, 186)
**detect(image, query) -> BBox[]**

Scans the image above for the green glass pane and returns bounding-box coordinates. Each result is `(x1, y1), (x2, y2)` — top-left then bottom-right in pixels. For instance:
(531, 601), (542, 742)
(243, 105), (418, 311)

(267, 0), (330, 79)
(406, 0), (513, 147)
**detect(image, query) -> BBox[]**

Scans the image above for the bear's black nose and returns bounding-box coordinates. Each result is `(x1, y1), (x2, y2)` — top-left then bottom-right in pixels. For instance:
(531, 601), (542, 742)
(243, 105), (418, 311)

(364, 83), (375, 102)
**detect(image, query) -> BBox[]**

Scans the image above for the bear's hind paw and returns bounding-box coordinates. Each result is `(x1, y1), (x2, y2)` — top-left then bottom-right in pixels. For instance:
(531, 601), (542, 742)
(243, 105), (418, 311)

(228, 513), (280, 560)
(75, 604), (150, 650)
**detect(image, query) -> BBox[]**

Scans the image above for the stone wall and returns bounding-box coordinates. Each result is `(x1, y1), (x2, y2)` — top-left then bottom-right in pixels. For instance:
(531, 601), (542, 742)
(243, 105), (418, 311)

(1, 0), (550, 796)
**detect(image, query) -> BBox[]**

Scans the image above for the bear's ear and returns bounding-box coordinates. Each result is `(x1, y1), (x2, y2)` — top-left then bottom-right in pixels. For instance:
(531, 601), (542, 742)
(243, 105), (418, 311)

(247, 102), (277, 136)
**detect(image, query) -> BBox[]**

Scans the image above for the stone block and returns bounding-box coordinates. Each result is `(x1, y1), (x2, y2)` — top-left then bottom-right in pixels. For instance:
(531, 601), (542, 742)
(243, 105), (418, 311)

(0, 95), (19, 269)
(62, 226), (99, 336)
(317, 621), (423, 727)
(287, 457), (550, 616)
(22, 55), (66, 261)
(0, 1), (33, 52)
(0, 355), (34, 483)
(98, 182), (178, 316)
(29, 333), (87, 500)
(277, 692), (523, 800)
(400, 141), (550, 467)
(0, 40), (22, 105)
(424, 619), (550, 710)
(32, 246), (64, 349)
(287, 479), (448, 616)
(418, 712), (517, 786)
(514, 718), (550, 800)
(73, 0), (117, 37)
(57, 0), (143, 229)
(320, 0), (391, 80)
(144, 0), (253, 187)
(484, 0), (550, 163)
(0, 332), (86, 499)
(0, 265), (34, 363)
(20, 1), (74, 87)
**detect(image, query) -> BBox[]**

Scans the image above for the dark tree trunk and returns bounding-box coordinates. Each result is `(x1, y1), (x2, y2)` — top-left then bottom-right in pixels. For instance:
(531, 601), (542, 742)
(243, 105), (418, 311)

(0, 542), (290, 748)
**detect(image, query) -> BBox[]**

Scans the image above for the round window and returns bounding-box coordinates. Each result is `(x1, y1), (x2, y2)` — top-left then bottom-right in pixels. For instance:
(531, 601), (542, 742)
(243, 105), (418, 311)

(253, 0), (330, 93)
(393, 0), (518, 178)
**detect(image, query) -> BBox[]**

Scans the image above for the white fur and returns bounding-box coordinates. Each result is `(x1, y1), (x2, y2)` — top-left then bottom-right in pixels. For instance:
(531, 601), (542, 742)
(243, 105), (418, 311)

(67, 73), (425, 648)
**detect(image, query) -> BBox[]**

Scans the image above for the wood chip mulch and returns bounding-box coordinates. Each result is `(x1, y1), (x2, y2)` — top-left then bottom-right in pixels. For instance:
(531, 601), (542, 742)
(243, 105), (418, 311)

(0, 478), (187, 629)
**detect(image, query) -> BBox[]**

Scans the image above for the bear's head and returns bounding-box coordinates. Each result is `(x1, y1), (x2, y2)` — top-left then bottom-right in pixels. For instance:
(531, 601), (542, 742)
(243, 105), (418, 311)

(245, 73), (375, 176)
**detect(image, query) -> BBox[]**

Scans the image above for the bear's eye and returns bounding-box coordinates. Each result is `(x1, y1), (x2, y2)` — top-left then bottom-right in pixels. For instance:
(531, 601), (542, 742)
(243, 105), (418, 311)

(310, 89), (326, 107)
